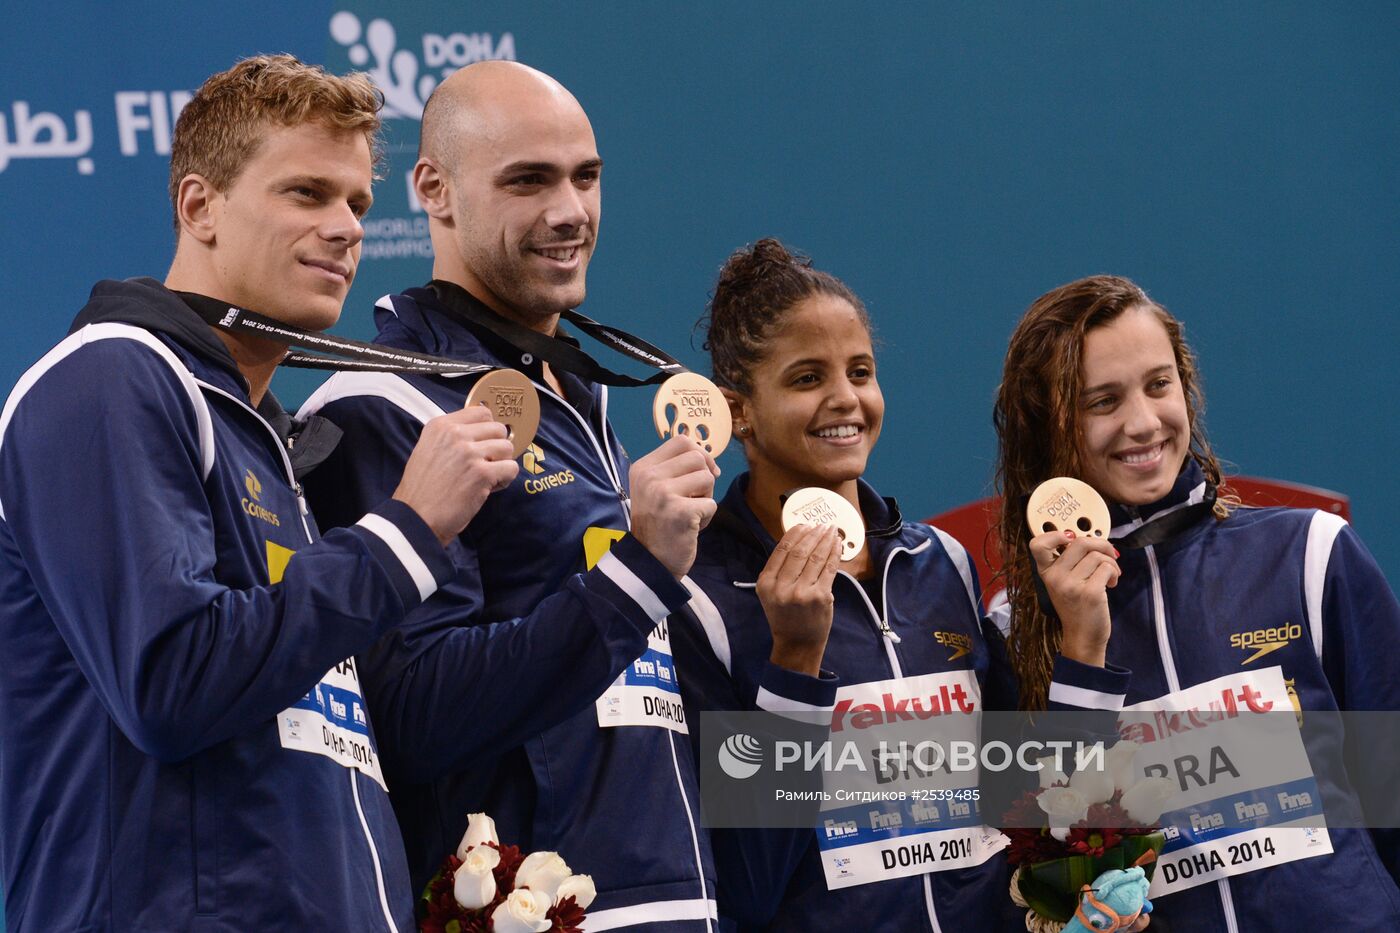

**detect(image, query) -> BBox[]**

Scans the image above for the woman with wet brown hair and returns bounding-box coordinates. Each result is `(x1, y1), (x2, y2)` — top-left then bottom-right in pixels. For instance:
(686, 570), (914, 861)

(993, 274), (1400, 930)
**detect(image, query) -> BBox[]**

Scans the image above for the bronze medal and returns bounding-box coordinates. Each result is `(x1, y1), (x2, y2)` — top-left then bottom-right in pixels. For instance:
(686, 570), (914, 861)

(652, 372), (732, 457)
(781, 487), (866, 562)
(1026, 477), (1112, 539)
(464, 369), (540, 459)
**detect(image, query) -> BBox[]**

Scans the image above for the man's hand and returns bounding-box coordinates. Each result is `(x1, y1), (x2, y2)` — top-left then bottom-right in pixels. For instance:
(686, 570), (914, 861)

(393, 406), (520, 545)
(628, 435), (719, 578)
(1029, 530), (1121, 667)
(758, 523), (841, 677)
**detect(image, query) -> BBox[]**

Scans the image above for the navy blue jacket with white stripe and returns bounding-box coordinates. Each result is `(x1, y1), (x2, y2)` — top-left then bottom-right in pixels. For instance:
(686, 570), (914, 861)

(669, 475), (1032, 932)
(0, 278), (461, 931)
(300, 285), (722, 931)
(1034, 463), (1400, 932)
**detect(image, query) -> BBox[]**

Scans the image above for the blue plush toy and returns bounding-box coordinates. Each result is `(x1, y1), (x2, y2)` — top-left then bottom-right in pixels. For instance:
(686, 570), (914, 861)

(1064, 866), (1153, 933)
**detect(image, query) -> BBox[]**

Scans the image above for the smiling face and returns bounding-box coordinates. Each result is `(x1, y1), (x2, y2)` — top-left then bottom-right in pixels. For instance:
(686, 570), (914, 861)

(435, 84), (600, 329)
(733, 294), (883, 497)
(207, 121), (372, 330)
(1076, 306), (1190, 506)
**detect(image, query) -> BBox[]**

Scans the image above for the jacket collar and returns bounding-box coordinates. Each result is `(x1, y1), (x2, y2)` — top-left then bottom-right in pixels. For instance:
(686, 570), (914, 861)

(1107, 459), (1212, 541)
(70, 278), (246, 394)
(67, 277), (339, 479)
(383, 283), (600, 417)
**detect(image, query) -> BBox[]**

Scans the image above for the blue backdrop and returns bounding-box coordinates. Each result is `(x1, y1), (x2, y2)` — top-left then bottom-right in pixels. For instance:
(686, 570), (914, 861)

(1, 3), (1396, 923)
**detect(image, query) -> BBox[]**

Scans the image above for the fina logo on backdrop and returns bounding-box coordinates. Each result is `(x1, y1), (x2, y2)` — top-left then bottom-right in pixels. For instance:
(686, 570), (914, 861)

(327, 11), (517, 261)
(328, 11), (516, 120)
(0, 10), (512, 187)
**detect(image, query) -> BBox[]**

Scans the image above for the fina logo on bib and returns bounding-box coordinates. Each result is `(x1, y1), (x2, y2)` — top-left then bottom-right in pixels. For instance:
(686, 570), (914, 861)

(718, 733), (764, 780)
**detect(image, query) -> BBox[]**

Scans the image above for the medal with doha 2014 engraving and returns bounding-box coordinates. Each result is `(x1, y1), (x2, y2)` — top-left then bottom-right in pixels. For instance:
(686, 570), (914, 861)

(651, 372), (732, 457)
(464, 369), (541, 459)
(781, 486), (866, 562)
(1026, 477), (1112, 540)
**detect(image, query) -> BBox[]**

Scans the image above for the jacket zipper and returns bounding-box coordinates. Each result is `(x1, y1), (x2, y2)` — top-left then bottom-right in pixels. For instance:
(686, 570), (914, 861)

(532, 379), (630, 523)
(197, 380), (396, 928)
(197, 382), (313, 539)
(532, 377), (716, 923)
(1145, 543), (1239, 933)
(843, 544), (944, 933)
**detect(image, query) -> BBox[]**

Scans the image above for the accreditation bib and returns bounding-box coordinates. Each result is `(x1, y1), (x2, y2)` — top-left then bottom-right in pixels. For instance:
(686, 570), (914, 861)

(1119, 667), (1331, 896)
(595, 619), (688, 734)
(816, 670), (1005, 890)
(276, 656), (389, 790)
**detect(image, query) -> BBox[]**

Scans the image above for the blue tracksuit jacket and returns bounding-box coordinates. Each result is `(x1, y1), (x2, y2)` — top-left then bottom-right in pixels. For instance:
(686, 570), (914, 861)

(1020, 463), (1400, 932)
(0, 278), (457, 931)
(669, 475), (1032, 932)
(300, 285), (720, 930)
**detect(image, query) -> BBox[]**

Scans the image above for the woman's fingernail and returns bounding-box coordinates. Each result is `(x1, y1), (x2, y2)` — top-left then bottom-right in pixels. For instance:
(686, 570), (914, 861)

(1064, 530), (1076, 539)
(1113, 548), (1121, 558)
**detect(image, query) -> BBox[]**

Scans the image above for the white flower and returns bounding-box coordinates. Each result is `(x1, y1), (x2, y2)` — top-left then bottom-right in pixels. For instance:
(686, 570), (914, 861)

(455, 812), (499, 859)
(452, 844), (500, 910)
(1104, 740), (1142, 794)
(491, 888), (552, 933)
(1068, 755), (1115, 806)
(1038, 786), (1090, 841)
(1035, 754), (1069, 790)
(1120, 777), (1178, 824)
(514, 850), (573, 901)
(555, 873), (597, 910)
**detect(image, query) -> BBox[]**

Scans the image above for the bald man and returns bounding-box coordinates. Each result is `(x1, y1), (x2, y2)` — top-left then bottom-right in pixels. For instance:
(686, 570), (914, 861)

(301, 63), (724, 929)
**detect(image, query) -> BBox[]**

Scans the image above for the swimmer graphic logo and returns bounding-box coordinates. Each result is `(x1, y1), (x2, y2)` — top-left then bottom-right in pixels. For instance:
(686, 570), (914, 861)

(718, 733), (764, 780)
(328, 11), (516, 120)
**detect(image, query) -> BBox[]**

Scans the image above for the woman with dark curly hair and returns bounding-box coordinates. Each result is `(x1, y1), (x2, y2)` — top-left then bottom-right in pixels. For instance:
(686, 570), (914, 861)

(668, 237), (1037, 930)
(994, 274), (1400, 931)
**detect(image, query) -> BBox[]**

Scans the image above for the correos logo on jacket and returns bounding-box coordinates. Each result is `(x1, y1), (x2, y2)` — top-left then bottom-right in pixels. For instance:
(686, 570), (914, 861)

(520, 442), (575, 495)
(241, 468), (281, 526)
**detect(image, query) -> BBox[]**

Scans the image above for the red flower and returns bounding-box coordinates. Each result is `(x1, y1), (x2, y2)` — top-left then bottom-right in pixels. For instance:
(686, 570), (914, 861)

(999, 787), (1162, 867)
(1066, 826), (1123, 857)
(547, 895), (587, 933)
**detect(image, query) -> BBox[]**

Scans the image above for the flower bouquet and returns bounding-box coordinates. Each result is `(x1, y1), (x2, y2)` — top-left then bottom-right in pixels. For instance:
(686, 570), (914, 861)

(1001, 742), (1175, 933)
(419, 813), (596, 933)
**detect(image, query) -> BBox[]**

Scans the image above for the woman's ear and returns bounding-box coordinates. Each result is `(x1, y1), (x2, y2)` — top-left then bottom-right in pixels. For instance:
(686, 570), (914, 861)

(721, 387), (752, 439)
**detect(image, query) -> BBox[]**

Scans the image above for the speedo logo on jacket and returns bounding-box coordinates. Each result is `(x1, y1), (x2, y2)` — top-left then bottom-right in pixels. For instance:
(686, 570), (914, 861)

(520, 442), (575, 495)
(1230, 622), (1304, 665)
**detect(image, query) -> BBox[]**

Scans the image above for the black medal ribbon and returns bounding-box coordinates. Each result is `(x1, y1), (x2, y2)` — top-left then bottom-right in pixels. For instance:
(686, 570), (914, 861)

(179, 292), (495, 377)
(429, 280), (688, 387)
(1109, 482), (1218, 551)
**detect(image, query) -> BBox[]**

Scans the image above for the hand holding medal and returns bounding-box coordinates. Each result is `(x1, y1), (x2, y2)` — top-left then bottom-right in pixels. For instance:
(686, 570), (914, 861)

(1025, 478), (1120, 664)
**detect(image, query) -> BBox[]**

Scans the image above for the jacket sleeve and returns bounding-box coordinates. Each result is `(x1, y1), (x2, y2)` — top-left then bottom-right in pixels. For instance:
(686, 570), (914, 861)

(669, 576), (839, 928)
(304, 388), (689, 783)
(1315, 518), (1400, 884)
(0, 336), (453, 763)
